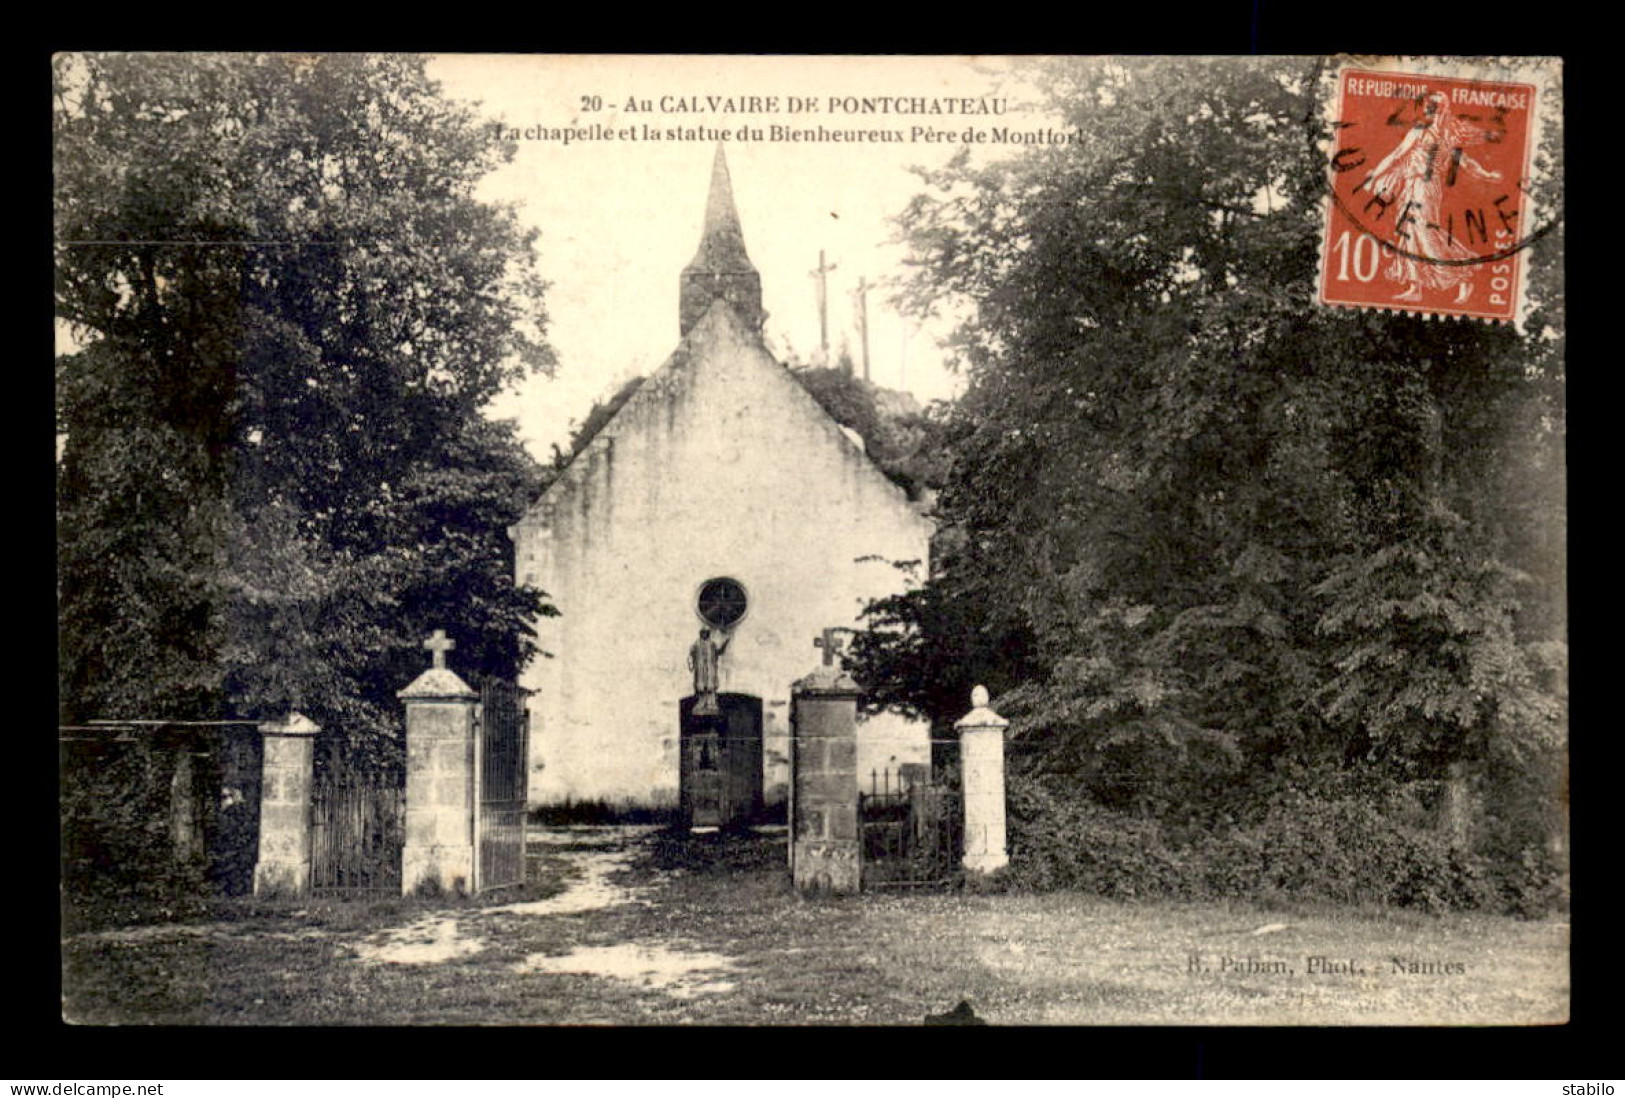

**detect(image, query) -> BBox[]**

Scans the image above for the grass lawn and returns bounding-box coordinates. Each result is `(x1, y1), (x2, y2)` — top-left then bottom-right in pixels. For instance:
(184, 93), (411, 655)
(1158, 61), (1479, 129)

(61, 828), (1568, 1026)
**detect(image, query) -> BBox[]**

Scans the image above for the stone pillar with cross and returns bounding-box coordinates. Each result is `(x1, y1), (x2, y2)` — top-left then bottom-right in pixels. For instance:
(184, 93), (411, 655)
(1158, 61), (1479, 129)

(956, 685), (1010, 875)
(399, 628), (479, 895)
(788, 628), (862, 894)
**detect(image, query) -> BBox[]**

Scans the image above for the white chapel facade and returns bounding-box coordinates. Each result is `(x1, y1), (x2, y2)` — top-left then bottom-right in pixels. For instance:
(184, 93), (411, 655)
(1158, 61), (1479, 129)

(508, 146), (934, 818)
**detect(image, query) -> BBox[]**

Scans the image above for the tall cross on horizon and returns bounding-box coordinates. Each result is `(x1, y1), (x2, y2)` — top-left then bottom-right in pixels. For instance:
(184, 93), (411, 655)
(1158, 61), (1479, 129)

(810, 249), (838, 366)
(854, 275), (870, 382)
(423, 629), (456, 670)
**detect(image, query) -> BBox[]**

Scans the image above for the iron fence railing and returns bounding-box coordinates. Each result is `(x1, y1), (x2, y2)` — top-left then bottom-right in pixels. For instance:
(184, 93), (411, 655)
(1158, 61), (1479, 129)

(858, 765), (962, 889)
(309, 772), (404, 895)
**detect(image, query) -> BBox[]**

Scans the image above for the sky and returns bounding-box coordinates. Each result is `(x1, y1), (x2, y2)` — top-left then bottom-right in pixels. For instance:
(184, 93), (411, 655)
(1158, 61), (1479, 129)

(426, 55), (1052, 462)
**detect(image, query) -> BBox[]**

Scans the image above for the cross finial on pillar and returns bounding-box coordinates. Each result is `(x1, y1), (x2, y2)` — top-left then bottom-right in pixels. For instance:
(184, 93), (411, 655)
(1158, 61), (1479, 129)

(423, 629), (455, 670)
(813, 627), (850, 666)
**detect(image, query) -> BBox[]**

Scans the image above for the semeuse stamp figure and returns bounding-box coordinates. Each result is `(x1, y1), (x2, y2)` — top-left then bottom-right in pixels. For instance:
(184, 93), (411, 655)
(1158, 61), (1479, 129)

(1357, 90), (1503, 304)
(1318, 63), (1543, 323)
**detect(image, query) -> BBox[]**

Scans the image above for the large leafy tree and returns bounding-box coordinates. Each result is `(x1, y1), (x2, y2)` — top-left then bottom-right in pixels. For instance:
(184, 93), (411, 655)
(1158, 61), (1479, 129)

(56, 53), (554, 747)
(857, 58), (1564, 830)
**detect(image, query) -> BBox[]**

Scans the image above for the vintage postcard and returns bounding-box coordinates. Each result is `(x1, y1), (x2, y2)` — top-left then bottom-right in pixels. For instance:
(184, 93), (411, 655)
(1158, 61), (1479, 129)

(56, 54), (1566, 1029)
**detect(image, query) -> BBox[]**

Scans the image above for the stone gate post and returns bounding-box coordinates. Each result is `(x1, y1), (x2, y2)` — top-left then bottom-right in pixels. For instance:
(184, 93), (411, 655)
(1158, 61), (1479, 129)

(789, 661), (862, 894)
(399, 629), (479, 896)
(168, 736), (201, 864)
(956, 685), (1009, 875)
(253, 712), (320, 897)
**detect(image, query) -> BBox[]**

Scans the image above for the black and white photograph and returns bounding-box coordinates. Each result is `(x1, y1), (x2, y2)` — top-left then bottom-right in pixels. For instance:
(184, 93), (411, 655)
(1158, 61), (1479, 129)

(55, 53), (1568, 1027)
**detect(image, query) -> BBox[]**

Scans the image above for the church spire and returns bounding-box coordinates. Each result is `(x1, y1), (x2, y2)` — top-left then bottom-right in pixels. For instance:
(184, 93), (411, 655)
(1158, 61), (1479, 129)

(680, 144), (764, 337)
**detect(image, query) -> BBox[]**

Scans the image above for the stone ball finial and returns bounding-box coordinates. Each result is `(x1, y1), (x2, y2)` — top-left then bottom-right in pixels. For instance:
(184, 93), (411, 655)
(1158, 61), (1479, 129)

(956, 683), (1008, 731)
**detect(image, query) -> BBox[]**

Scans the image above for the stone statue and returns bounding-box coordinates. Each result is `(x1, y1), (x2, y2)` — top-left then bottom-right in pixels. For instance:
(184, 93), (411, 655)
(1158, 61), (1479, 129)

(688, 626), (732, 716)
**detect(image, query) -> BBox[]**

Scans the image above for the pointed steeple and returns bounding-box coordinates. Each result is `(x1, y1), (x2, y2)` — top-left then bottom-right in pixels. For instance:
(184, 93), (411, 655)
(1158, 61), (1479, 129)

(680, 144), (764, 337)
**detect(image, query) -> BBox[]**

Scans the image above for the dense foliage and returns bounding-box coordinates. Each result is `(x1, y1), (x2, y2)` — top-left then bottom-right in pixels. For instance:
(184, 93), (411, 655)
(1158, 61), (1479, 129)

(56, 54), (554, 756)
(61, 729), (263, 927)
(548, 375), (649, 473)
(850, 58), (1566, 911)
(788, 365), (953, 501)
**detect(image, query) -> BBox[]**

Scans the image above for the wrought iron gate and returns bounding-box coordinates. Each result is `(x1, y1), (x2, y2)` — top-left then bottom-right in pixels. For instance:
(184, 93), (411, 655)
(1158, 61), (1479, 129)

(476, 679), (530, 892)
(310, 771), (404, 895)
(858, 766), (961, 889)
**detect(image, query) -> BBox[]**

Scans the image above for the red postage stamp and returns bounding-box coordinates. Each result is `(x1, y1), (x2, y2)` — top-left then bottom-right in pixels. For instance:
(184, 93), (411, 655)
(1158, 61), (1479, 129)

(1318, 65), (1539, 323)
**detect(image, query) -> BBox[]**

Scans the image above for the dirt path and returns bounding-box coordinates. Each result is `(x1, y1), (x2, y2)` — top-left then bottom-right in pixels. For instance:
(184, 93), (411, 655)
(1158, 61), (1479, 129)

(346, 827), (741, 998)
(352, 826), (655, 964)
(72, 826), (742, 1003)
